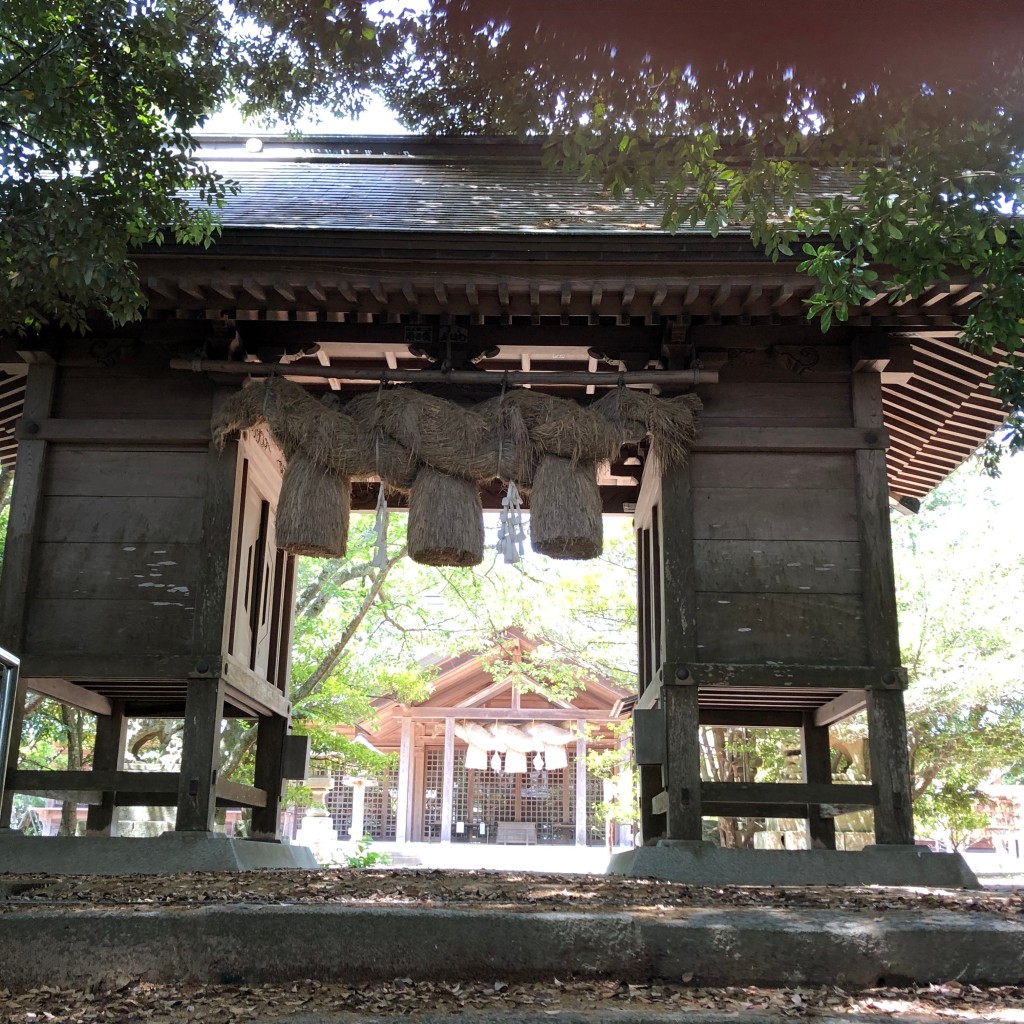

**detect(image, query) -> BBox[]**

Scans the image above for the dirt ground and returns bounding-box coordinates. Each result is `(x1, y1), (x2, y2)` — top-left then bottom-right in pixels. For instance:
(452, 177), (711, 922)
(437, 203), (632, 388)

(3, 870), (1023, 1023)
(1, 867), (1021, 919)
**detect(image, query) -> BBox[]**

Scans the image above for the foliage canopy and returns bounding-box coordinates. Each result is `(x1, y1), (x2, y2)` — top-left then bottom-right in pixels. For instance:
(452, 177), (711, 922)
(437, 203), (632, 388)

(5, 2), (1023, 443)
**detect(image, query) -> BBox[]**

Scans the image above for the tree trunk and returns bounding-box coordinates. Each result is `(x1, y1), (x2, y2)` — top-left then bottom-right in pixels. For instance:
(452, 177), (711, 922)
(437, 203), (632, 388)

(58, 705), (84, 836)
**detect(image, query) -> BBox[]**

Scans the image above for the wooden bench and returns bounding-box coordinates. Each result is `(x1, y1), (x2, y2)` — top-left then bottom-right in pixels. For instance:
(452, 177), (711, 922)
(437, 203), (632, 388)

(496, 821), (537, 845)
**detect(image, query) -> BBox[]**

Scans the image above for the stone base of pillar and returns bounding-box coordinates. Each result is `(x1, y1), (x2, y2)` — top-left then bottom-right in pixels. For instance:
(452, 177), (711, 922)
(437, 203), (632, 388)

(607, 841), (980, 888)
(0, 829), (318, 874)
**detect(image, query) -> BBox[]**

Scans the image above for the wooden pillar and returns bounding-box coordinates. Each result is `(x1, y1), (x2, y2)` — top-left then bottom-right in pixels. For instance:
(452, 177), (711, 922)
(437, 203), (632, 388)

(85, 700), (127, 836)
(574, 719), (587, 846)
(175, 677), (225, 832)
(658, 457), (703, 841)
(250, 713), (288, 840)
(190, 388), (240, 672)
(439, 717), (455, 843)
(0, 359), (56, 828)
(349, 779), (367, 840)
(866, 690), (914, 845)
(394, 716), (413, 843)
(801, 711), (837, 850)
(411, 741), (425, 840)
(852, 371), (914, 845)
(663, 682), (703, 839)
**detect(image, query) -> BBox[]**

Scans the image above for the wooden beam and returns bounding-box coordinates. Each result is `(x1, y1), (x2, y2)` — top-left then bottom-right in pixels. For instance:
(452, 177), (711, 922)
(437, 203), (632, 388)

(814, 690), (868, 727)
(640, 790), (847, 819)
(171, 358), (716, 387)
(636, 666), (663, 712)
(15, 418), (211, 444)
(317, 349), (341, 391)
(700, 801), (871, 817)
(221, 655), (291, 718)
(699, 709), (805, 728)
(701, 781), (876, 805)
(675, 664), (905, 690)
(24, 677), (113, 716)
(694, 427), (888, 453)
(10, 770), (178, 793)
(407, 706), (619, 721)
(215, 779), (268, 809)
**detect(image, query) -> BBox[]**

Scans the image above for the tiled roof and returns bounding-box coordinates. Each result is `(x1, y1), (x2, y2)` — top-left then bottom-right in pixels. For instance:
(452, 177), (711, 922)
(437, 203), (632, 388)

(195, 136), (859, 235)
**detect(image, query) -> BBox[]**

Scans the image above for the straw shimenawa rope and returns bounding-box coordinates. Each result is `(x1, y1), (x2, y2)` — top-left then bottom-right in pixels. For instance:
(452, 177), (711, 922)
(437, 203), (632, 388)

(212, 376), (702, 563)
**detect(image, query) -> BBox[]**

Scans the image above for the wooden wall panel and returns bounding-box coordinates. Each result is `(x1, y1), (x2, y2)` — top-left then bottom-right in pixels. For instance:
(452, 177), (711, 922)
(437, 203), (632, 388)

(38, 496), (204, 544)
(695, 383), (853, 427)
(694, 593), (868, 665)
(689, 452), (856, 490)
(692, 488), (859, 542)
(43, 449), (206, 498)
(23, 599), (195, 657)
(53, 368), (214, 421)
(693, 539), (862, 595)
(30, 542), (201, 602)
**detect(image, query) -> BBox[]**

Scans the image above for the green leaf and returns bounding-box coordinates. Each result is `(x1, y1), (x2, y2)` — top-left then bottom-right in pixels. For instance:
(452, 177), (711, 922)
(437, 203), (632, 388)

(994, 226), (1008, 246)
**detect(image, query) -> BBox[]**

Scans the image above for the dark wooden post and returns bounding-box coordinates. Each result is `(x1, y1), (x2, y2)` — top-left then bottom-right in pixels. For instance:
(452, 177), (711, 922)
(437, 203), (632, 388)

(175, 678), (225, 831)
(866, 688), (914, 844)
(852, 371), (914, 845)
(0, 357), (56, 828)
(85, 700), (127, 836)
(659, 461), (703, 839)
(663, 681), (702, 839)
(250, 713), (287, 840)
(801, 710), (837, 850)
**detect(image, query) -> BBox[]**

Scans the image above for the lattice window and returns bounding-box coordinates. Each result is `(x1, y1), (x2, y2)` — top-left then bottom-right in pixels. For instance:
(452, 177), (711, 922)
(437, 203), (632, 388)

(451, 749), (468, 837)
(586, 769), (605, 846)
(468, 761), (516, 840)
(423, 748), (444, 840)
(364, 767), (398, 842)
(520, 767), (566, 829)
(325, 778), (353, 839)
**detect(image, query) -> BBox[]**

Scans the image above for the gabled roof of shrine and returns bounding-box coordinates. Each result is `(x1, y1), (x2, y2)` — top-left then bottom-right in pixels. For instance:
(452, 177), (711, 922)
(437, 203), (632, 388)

(352, 628), (629, 752)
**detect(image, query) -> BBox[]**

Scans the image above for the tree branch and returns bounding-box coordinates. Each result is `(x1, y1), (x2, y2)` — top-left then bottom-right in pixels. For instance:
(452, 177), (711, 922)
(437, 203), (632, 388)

(291, 546), (407, 706)
(294, 560), (377, 619)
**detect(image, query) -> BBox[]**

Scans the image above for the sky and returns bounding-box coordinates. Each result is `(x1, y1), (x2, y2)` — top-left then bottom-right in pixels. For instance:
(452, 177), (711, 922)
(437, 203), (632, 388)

(198, 95), (410, 137)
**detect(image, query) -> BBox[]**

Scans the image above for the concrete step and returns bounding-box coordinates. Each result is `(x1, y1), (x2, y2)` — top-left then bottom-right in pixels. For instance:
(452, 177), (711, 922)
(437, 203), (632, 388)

(2, 902), (1021, 991)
